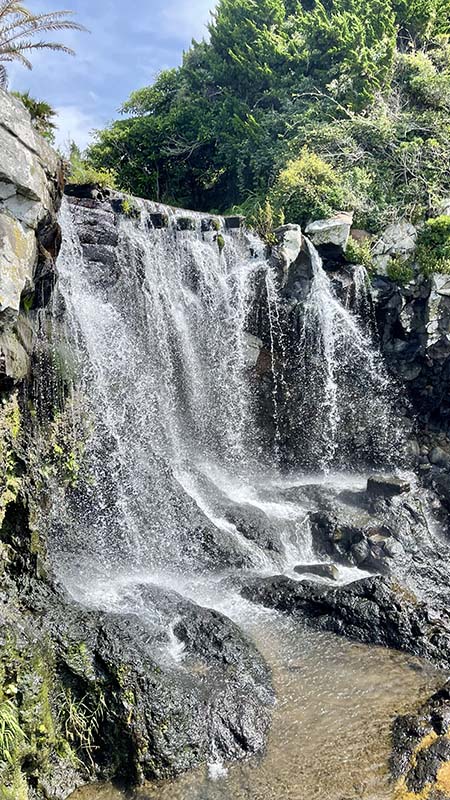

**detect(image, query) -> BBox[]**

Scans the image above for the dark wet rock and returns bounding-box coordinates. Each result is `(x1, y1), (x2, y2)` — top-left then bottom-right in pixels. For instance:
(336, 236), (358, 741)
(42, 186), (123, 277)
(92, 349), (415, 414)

(392, 682), (450, 798)
(429, 469), (450, 512)
(222, 503), (284, 554)
(224, 215), (244, 229)
(294, 563), (339, 581)
(242, 574), (450, 668)
(201, 217), (221, 232)
(40, 584), (273, 786)
(64, 183), (113, 201)
(176, 216), (196, 231)
(148, 211), (169, 229)
(367, 475), (411, 498)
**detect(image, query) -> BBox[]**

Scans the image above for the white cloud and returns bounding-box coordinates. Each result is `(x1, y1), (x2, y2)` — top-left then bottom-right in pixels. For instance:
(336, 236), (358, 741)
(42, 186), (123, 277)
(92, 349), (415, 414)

(160, 0), (215, 40)
(54, 105), (100, 151)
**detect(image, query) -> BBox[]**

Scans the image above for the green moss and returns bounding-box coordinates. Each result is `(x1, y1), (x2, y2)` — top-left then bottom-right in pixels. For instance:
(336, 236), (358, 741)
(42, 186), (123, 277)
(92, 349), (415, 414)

(0, 396), (22, 527)
(217, 234), (225, 253)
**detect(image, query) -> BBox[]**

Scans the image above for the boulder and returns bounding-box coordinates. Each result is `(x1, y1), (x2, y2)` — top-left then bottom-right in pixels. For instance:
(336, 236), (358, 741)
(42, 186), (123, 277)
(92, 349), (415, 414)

(372, 221), (417, 273)
(271, 224), (302, 285)
(430, 447), (450, 469)
(41, 584), (273, 785)
(243, 332), (263, 368)
(294, 563), (339, 581)
(366, 475), (411, 498)
(305, 212), (353, 260)
(242, 574), (450, 668)
(222, 502), (284, 554)
(0, 212), (37, 320)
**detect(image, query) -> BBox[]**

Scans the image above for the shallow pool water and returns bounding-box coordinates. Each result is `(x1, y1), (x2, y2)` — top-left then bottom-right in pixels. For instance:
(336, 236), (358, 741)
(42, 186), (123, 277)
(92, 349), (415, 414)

(71, 606), (442, 800)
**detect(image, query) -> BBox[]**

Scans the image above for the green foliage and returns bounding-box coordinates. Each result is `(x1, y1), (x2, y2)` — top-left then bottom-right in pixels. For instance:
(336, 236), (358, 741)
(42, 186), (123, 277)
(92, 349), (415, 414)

(387, 255), (415, 283)
(345, 238), (374, 270)
(0, 700), (25, 768)
(120, 196), (140, 218)
(0, 396), (22, 527)
(11, 91), (57, 142)
(269, 148), (352, 226)
(416, 215), (450, 274)
(88, 1), (450, 237)
(0, 3), (86, 89)
(67, 142), (117, 189)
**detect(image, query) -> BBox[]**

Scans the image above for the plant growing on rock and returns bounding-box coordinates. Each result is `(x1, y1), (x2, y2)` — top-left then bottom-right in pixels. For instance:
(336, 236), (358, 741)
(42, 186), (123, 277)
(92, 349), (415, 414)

(0, 2), (87, 89)
(11, 91), (57, 142)
(416, 215), (450, 275)
(387, 255), (415, 284)
(67, 142), (117, 190)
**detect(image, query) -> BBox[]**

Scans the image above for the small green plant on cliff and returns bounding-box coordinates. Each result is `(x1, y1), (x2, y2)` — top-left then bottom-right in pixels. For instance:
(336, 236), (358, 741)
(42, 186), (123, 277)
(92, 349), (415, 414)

(234, 196), (278, 243)
(0, 396), (22, 526)
(387, 255), (415, 284)
(121, 196), (140, 218)
(416, 215), (450, 275)
(59, 688), (106, 769)
(269, 149), (353, 228)
(67, 142), (117, 190)
(0, 3), (87, 89)
(345, 238), (374, 271)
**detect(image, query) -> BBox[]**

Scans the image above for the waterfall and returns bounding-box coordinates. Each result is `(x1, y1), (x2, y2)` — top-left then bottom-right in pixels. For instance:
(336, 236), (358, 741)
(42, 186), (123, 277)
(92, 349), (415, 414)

(52, 200), (273, 579)
(50, 199), (404, 589)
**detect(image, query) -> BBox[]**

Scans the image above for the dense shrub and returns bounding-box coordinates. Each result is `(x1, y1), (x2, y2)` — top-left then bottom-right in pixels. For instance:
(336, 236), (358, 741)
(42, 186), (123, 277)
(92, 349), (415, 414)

(387, 256), (415, 284)
(416, 215), (450, 274)
(345, 238), (374, 271)
(67, 143), (117, 189)
(269, 149), (353, 227)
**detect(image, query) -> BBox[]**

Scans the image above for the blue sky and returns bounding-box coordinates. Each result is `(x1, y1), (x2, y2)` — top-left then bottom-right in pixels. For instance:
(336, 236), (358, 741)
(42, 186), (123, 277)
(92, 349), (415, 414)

(10, 0), (215, 149)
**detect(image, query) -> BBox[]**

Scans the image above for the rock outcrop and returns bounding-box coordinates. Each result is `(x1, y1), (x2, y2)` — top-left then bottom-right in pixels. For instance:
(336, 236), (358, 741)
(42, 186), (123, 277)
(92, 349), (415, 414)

(0, 88), (63, 389)
(242, 574), (450, 669)
(392, 682), (450, 799)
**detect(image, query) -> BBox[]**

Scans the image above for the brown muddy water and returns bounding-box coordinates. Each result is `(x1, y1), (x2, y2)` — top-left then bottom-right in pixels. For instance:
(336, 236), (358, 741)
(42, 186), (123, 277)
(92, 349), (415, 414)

(71, 607), (444, 800)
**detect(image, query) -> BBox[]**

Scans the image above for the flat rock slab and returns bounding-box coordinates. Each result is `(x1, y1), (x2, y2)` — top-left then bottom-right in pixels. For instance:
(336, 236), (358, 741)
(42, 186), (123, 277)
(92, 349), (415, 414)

(294, 563), (339, 581)
(242, 574), (450, 669)
(367, 475), (411, 497)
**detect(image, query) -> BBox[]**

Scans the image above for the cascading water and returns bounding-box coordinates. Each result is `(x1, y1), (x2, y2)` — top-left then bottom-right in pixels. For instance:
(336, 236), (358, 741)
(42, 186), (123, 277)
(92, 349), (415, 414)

(50, 198), (407, 584)
(288, 239), (404, 471)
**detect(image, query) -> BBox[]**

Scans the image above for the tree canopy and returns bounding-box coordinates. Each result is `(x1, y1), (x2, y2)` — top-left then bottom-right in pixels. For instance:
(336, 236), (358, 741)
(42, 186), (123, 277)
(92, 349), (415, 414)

(87, 0), (450, 230)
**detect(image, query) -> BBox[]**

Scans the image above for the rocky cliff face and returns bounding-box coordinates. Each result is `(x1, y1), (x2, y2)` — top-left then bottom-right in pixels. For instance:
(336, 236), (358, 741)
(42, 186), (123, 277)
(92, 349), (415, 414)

(0, 87), (63, 390)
